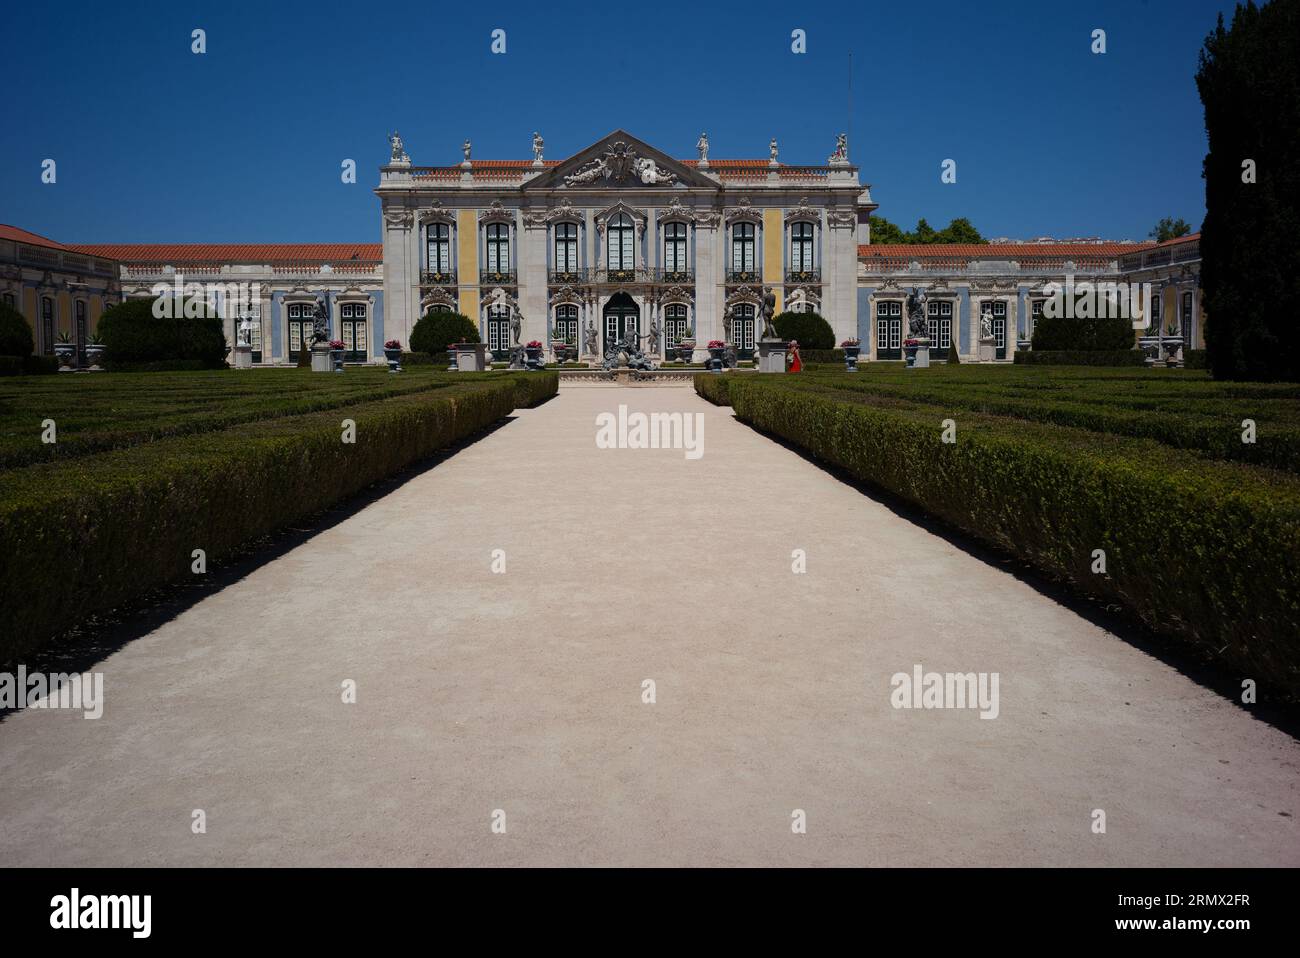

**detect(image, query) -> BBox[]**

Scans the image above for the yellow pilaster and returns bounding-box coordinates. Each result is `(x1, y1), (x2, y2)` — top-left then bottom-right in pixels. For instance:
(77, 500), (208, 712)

(56, 291), (71, 335)
(458, 209), (479, 317)
(763, 208), (783, 312)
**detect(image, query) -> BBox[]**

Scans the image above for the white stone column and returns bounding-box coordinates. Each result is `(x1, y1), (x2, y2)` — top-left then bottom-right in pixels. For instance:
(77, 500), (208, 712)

(695, 220), (719, 344)
(381, 207), (414, 349)
(521, 212), (548, 346)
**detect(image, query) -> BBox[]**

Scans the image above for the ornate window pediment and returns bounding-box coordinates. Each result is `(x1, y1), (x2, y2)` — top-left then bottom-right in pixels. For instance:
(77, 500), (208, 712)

(419, 201), (456, 227)
(724, 198), (763, 226)
(478, 201), (515, 226)
(421, 288), (457, 312)
(656, 197), (698, 225)
(524, 198), (583, 229)
(784, 197), (820, 224)
(594, 202), (647, 237)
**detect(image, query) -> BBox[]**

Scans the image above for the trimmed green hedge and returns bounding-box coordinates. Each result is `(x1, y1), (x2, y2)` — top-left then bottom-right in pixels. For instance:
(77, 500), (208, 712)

(0, 355), (58, 376)
(1185, 349), (1208, 370)
(0, 372), (557, 661)
(99, 297), (228, 369)
(0, 303), (35, 356)
(411, 310), (479, 356)
(699, 375), (1300, 694)
(1014, 349), (1145, 366)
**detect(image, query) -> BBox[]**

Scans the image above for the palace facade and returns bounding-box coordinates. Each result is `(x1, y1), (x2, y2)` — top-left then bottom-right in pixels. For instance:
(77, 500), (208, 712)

(6, 130), (1204, 365)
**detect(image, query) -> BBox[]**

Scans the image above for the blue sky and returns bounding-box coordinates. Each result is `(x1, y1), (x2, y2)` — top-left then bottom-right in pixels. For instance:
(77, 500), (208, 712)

(3, 0), (1236, 244)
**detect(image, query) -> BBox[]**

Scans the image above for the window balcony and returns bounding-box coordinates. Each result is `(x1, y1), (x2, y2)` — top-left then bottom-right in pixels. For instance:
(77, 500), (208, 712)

(420, 270), (457, 286)
(479, 269), (517, 286)
(726, 267), (761, 284)
(785, 268), (821, 284)
(603, 267), (639, 284)
(548, 268), (589, 284)
(659, 268), (694, 284)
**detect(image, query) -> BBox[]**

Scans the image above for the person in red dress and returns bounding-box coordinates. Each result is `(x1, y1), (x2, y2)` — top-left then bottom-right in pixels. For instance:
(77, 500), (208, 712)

(788, 339), (803, 373)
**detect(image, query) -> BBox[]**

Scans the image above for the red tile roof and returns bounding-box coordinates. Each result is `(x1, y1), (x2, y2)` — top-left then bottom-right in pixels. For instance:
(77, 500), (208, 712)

(858, 241), (1156, 269)
(0, 224), (72, 251)
(66, 243), (383, 266)
(1149, 231), (1201, 247)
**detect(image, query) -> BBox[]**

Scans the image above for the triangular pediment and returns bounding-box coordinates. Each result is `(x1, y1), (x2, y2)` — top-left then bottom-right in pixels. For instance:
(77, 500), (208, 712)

(525, 130), (719, 192)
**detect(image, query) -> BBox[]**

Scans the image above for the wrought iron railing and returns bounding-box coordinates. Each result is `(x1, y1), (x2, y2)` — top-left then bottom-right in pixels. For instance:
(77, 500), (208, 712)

(548, 269), (586, 285)
(420, 270), (457, 286)
(479, 269), (517, 286)
(726, 267), (761, 284)
(785, 268), (821, 284)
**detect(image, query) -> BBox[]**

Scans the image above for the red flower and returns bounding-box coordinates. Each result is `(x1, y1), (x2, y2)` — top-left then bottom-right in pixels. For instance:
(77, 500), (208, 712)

(707, 340), (726, 349)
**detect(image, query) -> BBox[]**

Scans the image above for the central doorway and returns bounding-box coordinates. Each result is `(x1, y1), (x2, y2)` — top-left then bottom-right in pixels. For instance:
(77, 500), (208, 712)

(603, 292), (639, 353)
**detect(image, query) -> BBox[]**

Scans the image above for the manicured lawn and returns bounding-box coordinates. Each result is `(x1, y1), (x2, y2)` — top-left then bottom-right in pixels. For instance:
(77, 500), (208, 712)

(698, 366), (1300, 696)
(0, 369), (558, 660)
(0, 366), (471, 468)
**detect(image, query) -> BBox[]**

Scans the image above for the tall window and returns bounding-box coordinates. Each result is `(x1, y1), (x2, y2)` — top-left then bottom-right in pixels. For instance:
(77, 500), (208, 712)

(426, 223), (451, 275)
(287, 303), (315, 355)
(664, 304), (689, 348)
(732, 304), (756, 353)
(486, 223), (511, 275)
(876, 300), (901, 359)
(790, 222), (815, 272)
(340, 303), (368, 362)
(41, 297), (54, 355)
(732, 222), (756, 274)
(1151, 290), (1162, 328)
(487, 305), (511, 357)
(554, 222), (579, 275)
(553, 304), (578, 345)
(1030, 299), (1044, 336)
(663, 222), (687, 274)
(1182, 291), (1193, 348)
(607, 214), (635, 272)
(926, 300), (952, 350)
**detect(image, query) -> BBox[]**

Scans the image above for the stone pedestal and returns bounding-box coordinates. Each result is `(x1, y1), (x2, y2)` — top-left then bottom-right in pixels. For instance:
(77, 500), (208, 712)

(310, 343), (332, 372)
(977, 337), (996, 363)
(233, 344), (254, 369)
(912, 338), (931, 369)
(454, 343), (489, 372)
(757, 338), (789, 374)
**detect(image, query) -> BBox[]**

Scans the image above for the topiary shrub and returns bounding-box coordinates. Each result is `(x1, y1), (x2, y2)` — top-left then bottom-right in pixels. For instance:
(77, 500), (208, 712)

(411, 310), (480, 356)
(1030, 299), (1134, 351)
(0, 302), (35, 357)
(947, 342), (960, 364)
(772, 310), (834, 350)
(98, 297), (227, 369)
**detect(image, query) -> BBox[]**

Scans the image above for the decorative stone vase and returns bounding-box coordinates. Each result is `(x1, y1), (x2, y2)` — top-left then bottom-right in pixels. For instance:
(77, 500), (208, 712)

(524, 346), (544, 369)
(903, 343), (919, 367)
(678, 342), (696, 364)
(1016, 339), (1033, 353)
(843, 345), (861, 372)
(330, 348), (345, 372)
(54, 343), (76, 372)
(383, 347), (402, 373)
(1163, 338), (1182, 367)
(552, 342), (569, 364)
(1138, 336), (1160, 367)
(706, 346), (725, 374)
(85, 344), (106, 372)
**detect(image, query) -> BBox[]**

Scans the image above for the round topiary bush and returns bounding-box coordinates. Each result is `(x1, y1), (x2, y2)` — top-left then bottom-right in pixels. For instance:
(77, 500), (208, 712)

(98, 297), (228, 369)
(1030, 297), (1134, 351)
(772, 310), (835, 350)
(0, 302), (35, 357)
(410, 310), (480, 356)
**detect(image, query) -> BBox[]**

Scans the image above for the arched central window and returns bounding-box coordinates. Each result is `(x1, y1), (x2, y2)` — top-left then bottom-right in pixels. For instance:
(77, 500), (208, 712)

(554, 222), (579, 276)
(663, 222), (688, 275)
(426, 223), (451, 278)
(607, 214), (635, 272)
(487, 304), (511, 358)
(664, 303), (689, 348)
(790, 221), (815, 273)
(553, 303), (578, 345)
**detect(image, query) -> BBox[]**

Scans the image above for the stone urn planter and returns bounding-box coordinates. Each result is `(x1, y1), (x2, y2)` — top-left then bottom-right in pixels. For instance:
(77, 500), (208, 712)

(551, 341), (570, 364)
(1163, 337), (1183, 367)
(678, 340), (696, 363)
(903, 341), (920, 368)
(85, 342), (106, 372)
(54, 340), (76, 372)
(706, 342), (726, 374)
(328, 340), (346, 372)
(524, 341), (545, 370)
(1138, 336), (1160, 367)
(383, 339), (402, 373)
(842, 341), (861, 372)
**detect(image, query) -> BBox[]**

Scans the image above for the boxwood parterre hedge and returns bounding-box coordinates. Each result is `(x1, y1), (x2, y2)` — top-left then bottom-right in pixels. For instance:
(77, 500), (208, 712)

(697, 372), (1300, 694)
(0, 371), (556, 661)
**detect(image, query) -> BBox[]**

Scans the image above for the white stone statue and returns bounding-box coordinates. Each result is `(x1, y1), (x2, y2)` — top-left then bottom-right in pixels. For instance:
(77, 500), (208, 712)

(697, 132), (709, 162)
(830, 133), (849, 163)
(532, 131), (544, 162)
(635, 157), (675, 185)
(648, 313), (661, 353)
(462, 139), (472, 163)
(584, 317), (597, 355)
(981, 308), (994, 340)
(237, 315), (253, 346)
(769, 137), (779, 163)
(388, 130), (407, 163)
